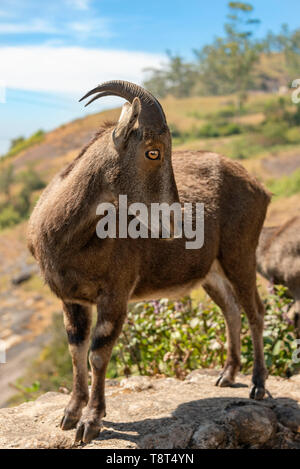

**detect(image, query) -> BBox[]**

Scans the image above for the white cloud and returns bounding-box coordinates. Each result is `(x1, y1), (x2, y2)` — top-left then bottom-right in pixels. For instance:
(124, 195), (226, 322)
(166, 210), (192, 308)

(0, 45), (163, 95)
(0, 16), (114, 39)
(68, 18), (113, 38)
(0, 19), (58, 34)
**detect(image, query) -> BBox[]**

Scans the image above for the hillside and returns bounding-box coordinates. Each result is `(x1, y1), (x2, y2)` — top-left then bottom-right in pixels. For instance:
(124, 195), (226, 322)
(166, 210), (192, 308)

(2, 92), (300, 219)
(0, 91), (300, 407)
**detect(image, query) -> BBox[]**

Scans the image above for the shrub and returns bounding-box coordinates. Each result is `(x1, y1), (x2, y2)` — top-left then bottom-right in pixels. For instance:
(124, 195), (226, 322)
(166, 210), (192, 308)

(215, 107), (239, 118)
(259, 286), (296, 376)
(292, 105), (300, 126)
(218, 122), (242, 136)
(14, 188), (31, 218)
(197, 122), (243, 138)
(285, 127), (300, 144)
(3, 130), (45, 160)
(261, 121), (289, 145)
(0, 206), (21, 229)
(228, 139), (250, 159)
(114, 298), (226, 378)
(17, 167), (46, 192)
(0, 164), (14, 198)
(10, 136), (25, 149)
(115, 288), (296, 379)
(198, 123), (220, 138)
(267, 168), (300, 197)
(10, 286), (298, 404)
(263, 97), (289, 124)
(0, 166), (46, 230)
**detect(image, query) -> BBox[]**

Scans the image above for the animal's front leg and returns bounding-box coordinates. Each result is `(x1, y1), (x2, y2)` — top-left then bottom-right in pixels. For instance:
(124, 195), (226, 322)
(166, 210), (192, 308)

(75, 296), (127, 444)
(60, 303), (92, 430)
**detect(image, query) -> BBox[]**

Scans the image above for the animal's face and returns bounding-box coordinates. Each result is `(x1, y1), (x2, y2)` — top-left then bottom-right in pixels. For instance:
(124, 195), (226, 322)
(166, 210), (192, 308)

(80, 81), (180, 210)
(109, 98), (178, 208)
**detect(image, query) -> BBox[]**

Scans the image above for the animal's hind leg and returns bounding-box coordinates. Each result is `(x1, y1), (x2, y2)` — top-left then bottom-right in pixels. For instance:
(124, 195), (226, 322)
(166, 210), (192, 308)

(249, 288), (268, 399)
(233, 280), (267, 400)
(60, 302), (92, 430)
(220, 247), (268, 400)
(203, 260), (241, 387)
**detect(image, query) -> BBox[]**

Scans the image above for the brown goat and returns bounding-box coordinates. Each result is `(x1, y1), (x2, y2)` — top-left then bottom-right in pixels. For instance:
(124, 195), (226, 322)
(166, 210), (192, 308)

(27, 80), (270, 444)
(257, 216), (300, 337)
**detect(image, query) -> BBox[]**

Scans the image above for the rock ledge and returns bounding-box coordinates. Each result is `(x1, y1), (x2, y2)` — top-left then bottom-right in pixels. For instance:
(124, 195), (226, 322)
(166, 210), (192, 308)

(1, 371), (300, 449)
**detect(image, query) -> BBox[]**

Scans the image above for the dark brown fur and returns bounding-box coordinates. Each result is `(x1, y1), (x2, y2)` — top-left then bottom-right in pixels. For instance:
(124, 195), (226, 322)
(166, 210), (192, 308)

(27, 97), (270, 443)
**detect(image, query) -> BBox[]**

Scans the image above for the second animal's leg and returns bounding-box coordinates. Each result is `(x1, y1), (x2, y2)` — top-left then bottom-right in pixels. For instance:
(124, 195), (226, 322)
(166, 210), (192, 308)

(203, 261), (241, 386)
(75, 295), (127, 444)
(60, 303), (92, 430)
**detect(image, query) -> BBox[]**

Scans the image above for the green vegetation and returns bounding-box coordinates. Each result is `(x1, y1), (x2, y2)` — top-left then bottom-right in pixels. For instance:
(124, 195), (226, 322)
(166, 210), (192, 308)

(0, 165), (46, 230)
(1, 130), (45, 160)
(267, 168), (300, 198)
(169, 95), (300, 164)
(144, 3), (300, 103)
(171, 121), (244, 144)
(0, 206), (21, 230)
(10, 286), (298, 404)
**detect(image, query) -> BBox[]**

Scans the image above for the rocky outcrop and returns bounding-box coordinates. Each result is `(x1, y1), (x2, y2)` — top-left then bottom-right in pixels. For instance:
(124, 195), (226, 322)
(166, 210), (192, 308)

(0, 370), (300, 449)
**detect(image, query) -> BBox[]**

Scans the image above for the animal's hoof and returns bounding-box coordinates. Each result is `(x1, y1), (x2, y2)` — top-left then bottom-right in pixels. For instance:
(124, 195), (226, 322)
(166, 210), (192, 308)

(60, 413), (80, 430)
(75, 420), (101, 444)
(215, 373), (234, 387)
(249, 385), (265, 400)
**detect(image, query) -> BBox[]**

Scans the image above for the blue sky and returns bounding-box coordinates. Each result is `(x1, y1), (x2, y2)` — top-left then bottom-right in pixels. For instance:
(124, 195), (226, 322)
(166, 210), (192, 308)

(0, 0), (299, 154)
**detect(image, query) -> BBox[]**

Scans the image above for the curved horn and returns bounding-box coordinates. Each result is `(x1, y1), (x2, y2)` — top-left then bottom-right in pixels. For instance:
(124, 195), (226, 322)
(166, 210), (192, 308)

(79, 80), (167, 130)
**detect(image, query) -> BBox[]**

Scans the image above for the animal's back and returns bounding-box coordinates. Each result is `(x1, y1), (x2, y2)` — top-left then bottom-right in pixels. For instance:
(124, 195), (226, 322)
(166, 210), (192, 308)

(173, 150), (270, 243)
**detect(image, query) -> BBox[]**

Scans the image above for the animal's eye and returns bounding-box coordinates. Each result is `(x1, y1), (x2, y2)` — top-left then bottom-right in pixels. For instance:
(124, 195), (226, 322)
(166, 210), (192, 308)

(145, 149), (160, 160)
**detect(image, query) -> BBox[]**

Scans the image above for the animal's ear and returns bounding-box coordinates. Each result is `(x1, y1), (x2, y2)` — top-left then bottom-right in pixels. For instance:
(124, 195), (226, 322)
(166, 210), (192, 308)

(113, 97), (141, 148)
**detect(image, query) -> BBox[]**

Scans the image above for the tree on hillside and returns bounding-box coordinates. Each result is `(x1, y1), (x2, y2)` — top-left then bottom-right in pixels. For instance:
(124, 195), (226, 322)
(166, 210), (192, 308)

(143, 2), (299, 100)
(195, 2), (261, 108)
(143, 2), (261, 103)
(143, 51), (197, 98)
(10, 136), (25, 150)
(264, 24), (300, 82)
